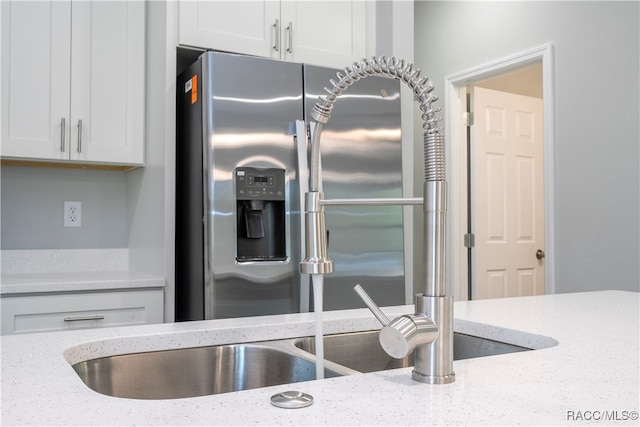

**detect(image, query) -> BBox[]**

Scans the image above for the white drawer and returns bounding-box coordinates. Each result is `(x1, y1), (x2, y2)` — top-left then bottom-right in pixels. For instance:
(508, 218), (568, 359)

(1, 289), (164, 335)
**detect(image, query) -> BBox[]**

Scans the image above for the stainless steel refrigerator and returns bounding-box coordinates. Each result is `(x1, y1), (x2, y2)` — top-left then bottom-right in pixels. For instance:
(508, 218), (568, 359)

(176, 51), (405, 321)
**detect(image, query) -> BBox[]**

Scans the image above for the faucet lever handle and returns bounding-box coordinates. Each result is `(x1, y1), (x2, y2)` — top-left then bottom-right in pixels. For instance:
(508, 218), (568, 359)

(354, 284), (439, 359)
(354, 284), (390, 326)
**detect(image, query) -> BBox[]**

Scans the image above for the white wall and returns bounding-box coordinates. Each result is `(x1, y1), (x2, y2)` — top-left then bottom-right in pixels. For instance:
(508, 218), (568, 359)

(414, 1), (639, 294)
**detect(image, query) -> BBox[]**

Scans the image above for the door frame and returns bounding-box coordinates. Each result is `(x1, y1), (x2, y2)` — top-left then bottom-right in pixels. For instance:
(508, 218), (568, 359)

(444, 43), (556, 300)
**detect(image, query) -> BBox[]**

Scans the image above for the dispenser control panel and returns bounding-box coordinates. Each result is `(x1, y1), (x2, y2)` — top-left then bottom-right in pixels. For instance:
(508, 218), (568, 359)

(235, 167), (285, 201)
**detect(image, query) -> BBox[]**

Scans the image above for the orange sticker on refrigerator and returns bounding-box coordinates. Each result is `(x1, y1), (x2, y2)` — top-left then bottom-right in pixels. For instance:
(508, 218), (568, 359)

(191, 75), (198, 104)
(185, 76), (198, 104)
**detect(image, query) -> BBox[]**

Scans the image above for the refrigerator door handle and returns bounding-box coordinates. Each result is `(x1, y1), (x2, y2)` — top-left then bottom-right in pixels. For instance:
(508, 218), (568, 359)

(295, 119), (311, 312)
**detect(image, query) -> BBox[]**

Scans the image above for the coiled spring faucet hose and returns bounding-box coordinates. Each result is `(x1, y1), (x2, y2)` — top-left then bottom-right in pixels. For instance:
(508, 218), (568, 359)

(308, 56), (445, 191)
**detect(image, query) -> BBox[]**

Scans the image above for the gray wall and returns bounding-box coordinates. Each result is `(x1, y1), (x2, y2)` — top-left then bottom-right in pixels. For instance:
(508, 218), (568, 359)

(1, 165), (129, 249)
(414, 1), (639, 293)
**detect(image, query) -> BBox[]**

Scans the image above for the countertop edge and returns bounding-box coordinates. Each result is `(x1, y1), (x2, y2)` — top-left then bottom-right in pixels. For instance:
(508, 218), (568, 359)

(0, 270), (166, 295)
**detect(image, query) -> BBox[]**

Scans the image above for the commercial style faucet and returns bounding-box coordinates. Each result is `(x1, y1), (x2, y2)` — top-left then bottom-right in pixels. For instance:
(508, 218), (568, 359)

(299, 56), (454, 384)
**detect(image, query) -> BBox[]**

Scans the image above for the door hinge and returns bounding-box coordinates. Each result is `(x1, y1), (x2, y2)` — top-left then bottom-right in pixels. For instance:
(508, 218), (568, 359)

(464, 233), (475, 248)
(463, 112), (474, 126)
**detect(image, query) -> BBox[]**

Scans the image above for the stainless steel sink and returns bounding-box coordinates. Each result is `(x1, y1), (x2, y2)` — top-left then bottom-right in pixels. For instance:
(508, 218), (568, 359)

(72, 342), (346, 400)
(293, 330), (531, 373)
(72, 330), (532, 399)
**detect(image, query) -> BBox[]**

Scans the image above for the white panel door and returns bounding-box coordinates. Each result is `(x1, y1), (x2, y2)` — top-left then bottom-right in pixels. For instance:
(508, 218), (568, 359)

(1, 0), (71, 160)
(70, 1), (145, 164)
(471, 87), (544, 299)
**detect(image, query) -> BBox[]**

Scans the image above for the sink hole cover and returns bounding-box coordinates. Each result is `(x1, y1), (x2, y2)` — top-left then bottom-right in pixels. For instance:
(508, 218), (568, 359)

(270, 390), (314, 409)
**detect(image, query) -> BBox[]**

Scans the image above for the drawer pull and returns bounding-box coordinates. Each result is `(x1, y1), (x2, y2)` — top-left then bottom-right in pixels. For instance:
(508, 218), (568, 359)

(63, 315), (105, 322)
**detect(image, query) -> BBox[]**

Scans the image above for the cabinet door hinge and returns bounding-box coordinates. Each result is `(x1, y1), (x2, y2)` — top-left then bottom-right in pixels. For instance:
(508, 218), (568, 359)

(464, 233), (475, 248)
(463, 112), (474, 126)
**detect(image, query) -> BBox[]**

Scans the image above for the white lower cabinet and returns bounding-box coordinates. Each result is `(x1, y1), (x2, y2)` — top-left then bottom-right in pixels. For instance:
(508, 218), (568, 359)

(0, 289), (164, 335)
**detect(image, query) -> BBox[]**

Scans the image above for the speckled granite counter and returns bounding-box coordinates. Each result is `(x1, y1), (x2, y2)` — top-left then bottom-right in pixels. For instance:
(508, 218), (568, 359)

(1, 291), (638, 426)
(0, 249), (164, 294)
(0, 270), (165, 294)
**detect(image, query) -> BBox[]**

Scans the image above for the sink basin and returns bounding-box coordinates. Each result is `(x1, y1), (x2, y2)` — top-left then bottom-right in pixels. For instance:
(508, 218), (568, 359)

(72, 330), (534, 399)
(453, 332), (531, 360)
(293, 330), (531, 373)
(72, 343), (345, 400)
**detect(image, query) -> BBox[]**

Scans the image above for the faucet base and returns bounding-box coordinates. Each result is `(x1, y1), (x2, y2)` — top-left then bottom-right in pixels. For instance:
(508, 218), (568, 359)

(411, 370), (455, 385)
(412, 295), (455, 384)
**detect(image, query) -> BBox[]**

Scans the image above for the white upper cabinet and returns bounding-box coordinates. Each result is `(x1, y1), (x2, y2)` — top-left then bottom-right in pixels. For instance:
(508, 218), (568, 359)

(1, 1), (145, 167)
(69, 1), (145, 165)
(179, 1), (280, 57)
(178, 0), (367, 69)
(279, 1), (366, 67)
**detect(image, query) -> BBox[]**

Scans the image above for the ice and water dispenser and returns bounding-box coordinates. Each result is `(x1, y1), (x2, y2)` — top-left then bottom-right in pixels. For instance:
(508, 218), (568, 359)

(235, 167), (286, 262)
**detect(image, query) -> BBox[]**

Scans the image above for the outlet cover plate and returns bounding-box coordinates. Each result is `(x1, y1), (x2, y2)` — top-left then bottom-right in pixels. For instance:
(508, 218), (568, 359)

(64, 201), (82, 227)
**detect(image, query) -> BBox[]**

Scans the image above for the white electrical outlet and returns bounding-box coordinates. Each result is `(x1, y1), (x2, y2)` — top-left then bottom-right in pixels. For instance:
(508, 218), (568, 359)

(64, 201), (82, 227)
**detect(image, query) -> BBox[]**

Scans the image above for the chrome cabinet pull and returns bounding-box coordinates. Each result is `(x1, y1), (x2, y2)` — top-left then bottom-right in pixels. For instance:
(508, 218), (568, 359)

(77, 119), (83, 153)
(286, 21), (293, 53)
(60, 118), (66, 152)
(273, 19), (280, 52)
(64, 315), (105, 322)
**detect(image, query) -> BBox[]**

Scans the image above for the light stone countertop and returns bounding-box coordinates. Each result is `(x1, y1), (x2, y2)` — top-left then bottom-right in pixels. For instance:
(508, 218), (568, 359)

(0, 270), (165, 294)
(1, 290), (638, 426)
(0, 249), (164, 294)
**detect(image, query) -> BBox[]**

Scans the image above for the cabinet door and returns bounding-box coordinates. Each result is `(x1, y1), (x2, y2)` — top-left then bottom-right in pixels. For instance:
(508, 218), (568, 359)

(179, 1), (280, 58)
(280, 1), (366, 68)
(1, 1), (71, 160)
(70, 1), (145, 165)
